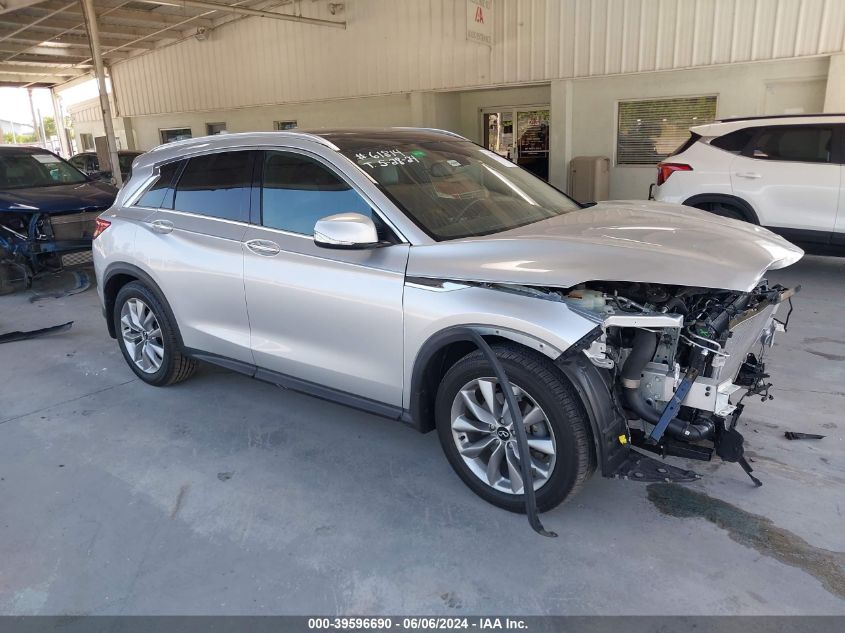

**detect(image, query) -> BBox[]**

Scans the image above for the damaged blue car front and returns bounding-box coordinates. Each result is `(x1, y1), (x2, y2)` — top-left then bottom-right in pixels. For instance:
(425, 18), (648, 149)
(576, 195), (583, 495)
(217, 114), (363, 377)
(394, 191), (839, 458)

(0, 146), (116, 281)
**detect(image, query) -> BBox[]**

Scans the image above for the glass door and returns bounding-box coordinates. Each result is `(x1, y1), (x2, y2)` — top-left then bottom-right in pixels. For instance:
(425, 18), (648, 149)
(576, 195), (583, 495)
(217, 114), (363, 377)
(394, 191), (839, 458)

(482, 107), (550, 180)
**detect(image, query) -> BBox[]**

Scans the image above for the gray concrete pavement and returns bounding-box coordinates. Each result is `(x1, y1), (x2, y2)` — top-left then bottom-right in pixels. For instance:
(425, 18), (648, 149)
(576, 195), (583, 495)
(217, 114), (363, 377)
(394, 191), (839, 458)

(0, 257), (843, 615)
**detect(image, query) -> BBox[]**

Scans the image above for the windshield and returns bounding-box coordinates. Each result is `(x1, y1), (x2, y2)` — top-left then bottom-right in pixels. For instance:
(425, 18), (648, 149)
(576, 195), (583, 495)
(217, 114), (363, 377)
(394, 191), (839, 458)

(0, 151), (88, 190)
(341, 140), (582, 240)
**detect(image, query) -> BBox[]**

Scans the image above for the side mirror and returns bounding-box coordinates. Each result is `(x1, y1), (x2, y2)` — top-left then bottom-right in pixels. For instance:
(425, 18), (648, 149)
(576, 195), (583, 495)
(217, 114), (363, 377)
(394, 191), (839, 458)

(314, 212), (380, 249)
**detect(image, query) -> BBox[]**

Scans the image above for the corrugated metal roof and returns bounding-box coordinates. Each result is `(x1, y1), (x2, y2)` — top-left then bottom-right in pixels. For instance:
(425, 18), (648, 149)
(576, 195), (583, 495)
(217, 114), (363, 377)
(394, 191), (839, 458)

(109, 0), (845, 117)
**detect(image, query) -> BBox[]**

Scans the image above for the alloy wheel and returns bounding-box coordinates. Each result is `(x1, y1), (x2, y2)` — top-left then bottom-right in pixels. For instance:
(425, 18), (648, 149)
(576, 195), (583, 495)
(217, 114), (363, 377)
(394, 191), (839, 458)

(120, 297), (165, 374)
(449, 377), (557, 494)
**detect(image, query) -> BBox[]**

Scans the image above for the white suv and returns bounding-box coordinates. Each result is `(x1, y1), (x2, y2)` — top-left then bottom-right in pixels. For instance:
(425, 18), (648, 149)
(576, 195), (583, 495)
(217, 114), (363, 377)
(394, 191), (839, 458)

(651, 114), (844, 253)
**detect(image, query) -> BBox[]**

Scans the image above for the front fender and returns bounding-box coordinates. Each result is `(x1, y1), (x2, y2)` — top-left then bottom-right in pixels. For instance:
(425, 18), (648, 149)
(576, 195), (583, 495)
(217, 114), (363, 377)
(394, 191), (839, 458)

(403, 283), (597, 411)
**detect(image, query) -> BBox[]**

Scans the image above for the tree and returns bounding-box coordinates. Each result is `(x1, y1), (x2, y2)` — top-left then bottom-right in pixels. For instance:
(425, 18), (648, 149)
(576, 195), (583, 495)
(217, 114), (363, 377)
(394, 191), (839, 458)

(4, 131), (37, 144)
(43, 116), (57, 138)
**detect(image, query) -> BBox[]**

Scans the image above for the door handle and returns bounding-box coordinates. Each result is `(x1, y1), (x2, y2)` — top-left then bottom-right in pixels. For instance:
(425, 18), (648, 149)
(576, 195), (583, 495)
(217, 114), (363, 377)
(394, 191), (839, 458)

(151, 219), (174, 234)
(735, 172), (762, 179)
(246, 239), (281, 256)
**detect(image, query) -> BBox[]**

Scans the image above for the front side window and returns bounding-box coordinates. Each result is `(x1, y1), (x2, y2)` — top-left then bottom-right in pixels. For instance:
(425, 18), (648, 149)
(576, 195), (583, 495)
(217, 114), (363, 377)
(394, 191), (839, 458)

(0, 151), (87, 189)
(339, 140), (582, 241)
(173, 151), (254, 221)
(748, 126), (833, 163)
(261, 151), (371, 235)
(135, 160), (184, 209)
(617, 96), (718, 165)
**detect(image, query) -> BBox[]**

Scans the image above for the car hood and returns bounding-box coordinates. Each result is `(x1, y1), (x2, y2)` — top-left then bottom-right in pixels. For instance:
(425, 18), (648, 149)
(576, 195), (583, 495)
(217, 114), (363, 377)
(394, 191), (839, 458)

(0, 181), (116, 214)
(406, 200), (804, 292)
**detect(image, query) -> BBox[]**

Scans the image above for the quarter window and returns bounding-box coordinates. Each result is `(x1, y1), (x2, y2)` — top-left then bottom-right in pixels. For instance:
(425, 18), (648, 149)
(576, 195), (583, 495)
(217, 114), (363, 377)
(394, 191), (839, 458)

(711, 128), (755, 154)
(260, 151), (371, 235)
(748, 126), (833, 163)
(136, 160), (184, 209)
(173, 151), (254, 221)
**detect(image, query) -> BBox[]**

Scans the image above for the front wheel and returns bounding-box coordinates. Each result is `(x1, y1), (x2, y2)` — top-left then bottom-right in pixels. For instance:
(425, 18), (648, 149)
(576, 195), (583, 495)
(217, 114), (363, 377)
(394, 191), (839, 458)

(435, 345), (595, 513)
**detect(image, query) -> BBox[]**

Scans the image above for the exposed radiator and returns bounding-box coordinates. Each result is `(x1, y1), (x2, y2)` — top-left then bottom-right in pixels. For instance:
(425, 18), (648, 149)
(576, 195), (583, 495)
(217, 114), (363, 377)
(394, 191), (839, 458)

(49, 211), (100, 241)
(712, 303), (777, 381)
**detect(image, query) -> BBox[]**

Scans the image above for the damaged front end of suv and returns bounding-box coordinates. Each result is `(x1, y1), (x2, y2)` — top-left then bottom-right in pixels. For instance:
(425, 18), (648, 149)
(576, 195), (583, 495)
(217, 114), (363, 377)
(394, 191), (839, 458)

(556, 279), (797, 485)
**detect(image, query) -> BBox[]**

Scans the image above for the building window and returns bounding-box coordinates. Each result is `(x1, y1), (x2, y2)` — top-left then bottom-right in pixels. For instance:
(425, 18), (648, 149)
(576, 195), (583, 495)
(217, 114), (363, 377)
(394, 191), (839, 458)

(616, 96), (717, 165)
(273, 120), (298, 131)
(206, 122), (227, 135)
(79, 133), (94, 150)
(160, 128), (193, 144)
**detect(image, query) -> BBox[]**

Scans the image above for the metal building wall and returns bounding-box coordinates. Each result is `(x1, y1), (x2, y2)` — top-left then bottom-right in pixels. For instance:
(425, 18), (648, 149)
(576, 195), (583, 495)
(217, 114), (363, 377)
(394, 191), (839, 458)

(111, 0), (845, 117)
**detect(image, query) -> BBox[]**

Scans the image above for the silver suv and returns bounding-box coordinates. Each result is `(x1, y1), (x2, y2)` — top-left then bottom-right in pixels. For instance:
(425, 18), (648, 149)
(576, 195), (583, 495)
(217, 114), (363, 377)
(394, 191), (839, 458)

(94, 128), (803, 512)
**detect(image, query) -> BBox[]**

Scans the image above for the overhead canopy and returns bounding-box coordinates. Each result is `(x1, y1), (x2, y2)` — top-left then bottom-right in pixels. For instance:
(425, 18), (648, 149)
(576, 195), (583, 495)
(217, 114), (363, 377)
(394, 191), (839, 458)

(0, 0), (346, 88)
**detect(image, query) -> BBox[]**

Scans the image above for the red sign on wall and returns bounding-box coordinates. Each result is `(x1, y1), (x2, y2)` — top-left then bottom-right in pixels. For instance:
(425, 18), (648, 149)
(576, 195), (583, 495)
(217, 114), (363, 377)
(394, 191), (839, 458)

(466, 0), (493, 47)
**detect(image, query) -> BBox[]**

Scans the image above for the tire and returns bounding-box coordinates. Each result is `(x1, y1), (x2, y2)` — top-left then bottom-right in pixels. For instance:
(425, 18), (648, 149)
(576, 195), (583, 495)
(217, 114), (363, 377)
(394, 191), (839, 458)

(435, 344), (594, 513)
(113, 281), (197, 386)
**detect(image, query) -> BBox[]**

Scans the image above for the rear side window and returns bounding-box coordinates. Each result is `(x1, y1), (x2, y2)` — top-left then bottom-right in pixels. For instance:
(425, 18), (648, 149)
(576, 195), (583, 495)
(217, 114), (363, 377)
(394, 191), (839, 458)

(173, 151), (255, 221)
(260, 151), (371, 235)
(748, 126), (833, 163)
(711, 128), (755, 153)
(136, 160), (184, 209)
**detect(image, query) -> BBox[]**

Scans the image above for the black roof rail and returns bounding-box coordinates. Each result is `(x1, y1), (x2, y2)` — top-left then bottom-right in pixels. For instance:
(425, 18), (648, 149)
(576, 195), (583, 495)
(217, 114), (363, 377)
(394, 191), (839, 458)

(717, 113), (845, 123)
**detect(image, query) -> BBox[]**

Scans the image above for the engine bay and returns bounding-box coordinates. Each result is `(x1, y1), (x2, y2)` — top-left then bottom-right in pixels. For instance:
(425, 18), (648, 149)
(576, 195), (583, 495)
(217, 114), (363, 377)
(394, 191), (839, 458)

(485, 277), (798, 485)
(565, 279), (797, 483)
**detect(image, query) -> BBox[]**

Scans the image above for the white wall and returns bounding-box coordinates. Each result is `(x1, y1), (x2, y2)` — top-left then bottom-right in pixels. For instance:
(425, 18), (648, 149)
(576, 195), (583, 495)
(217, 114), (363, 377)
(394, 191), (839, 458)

(68, 96), (135, 151)
(116, 55), (832, 202)
(566, 56), (830, 199)
(109, 0), (845, 118)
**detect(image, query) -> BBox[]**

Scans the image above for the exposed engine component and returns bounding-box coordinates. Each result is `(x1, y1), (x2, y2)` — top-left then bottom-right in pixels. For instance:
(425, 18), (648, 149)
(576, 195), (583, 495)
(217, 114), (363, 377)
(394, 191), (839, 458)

(555, 279), (797, 485)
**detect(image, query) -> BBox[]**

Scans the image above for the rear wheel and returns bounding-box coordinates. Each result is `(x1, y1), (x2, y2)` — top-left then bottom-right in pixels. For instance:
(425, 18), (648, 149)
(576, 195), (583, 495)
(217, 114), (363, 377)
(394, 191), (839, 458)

(113, 281), (196, 386)
(435, 345), (594, 512)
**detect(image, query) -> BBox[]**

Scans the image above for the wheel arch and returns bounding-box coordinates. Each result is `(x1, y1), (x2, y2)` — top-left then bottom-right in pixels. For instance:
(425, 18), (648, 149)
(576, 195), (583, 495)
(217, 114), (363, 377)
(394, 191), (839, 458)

(102, 263), (183, 347)
(408, 324), (629, 478)
(682, 193), (760, 224)
(407, 325), (562, 434)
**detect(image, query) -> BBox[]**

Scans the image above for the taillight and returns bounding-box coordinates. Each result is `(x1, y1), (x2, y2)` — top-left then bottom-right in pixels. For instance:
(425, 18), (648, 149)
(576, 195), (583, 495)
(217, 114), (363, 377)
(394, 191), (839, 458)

(93, 218), (111, 239)
(656, 162), (692, 186)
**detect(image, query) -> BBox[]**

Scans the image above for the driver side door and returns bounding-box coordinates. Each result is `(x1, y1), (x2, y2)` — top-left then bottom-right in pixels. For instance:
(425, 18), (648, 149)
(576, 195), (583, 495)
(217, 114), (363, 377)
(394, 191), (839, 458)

(242, 149), (410, 408)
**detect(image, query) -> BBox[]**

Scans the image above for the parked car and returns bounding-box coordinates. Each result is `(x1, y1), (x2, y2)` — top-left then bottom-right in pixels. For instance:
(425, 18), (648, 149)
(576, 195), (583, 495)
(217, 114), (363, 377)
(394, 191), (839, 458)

(69, 150), (143, 183)
(1, 145), (117, 277)
(94, 129), (802, 512)
(650, 113), (844, 253)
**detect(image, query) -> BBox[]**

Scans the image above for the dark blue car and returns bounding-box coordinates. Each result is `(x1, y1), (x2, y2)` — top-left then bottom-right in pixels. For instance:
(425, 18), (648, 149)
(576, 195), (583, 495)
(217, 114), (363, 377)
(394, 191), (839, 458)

(0, 146), (117, 278)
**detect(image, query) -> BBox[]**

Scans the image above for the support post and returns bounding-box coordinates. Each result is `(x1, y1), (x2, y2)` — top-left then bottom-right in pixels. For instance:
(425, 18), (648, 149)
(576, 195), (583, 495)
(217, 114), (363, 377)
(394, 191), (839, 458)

(50, 88), (71, 157)
(27, 88), (42, 146)
(79, 0), (122, 186)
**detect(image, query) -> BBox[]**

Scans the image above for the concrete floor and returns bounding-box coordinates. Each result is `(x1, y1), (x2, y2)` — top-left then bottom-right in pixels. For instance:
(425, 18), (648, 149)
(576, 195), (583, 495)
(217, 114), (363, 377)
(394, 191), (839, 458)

(0, 256), (843, 616)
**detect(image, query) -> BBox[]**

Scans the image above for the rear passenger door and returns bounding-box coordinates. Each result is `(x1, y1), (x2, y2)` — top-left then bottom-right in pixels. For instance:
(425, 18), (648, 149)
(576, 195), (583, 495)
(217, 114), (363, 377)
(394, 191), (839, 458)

(242, 148), (409, 407)
(730, 124), (839, 243)
(135, 150), (256, 365)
